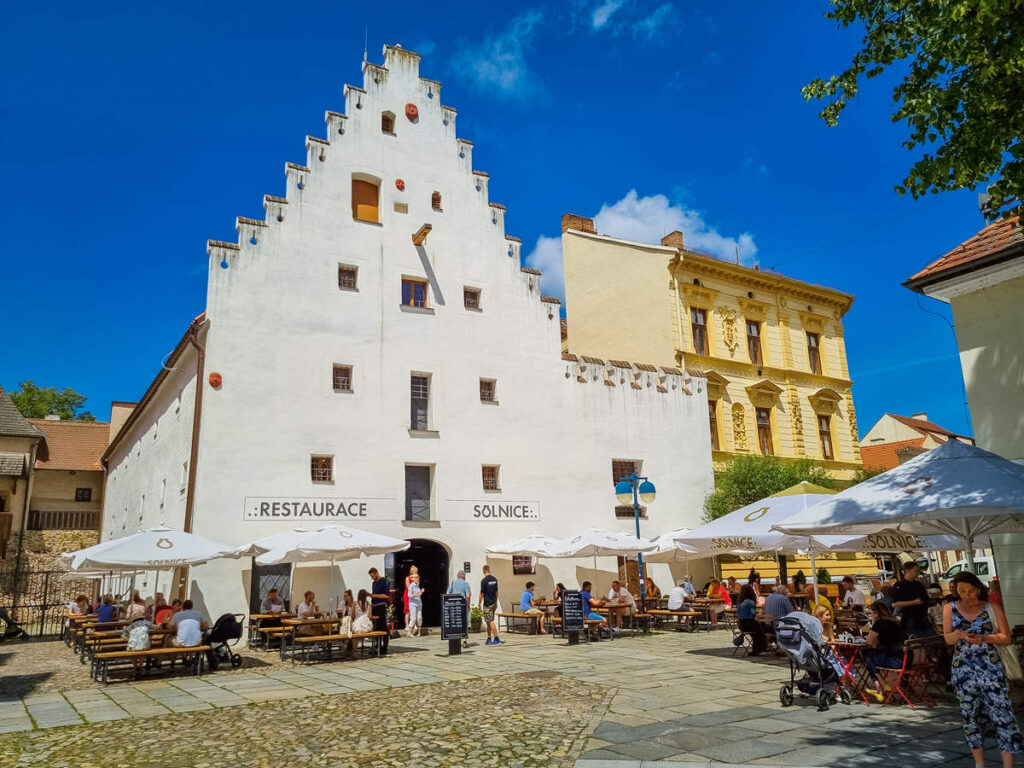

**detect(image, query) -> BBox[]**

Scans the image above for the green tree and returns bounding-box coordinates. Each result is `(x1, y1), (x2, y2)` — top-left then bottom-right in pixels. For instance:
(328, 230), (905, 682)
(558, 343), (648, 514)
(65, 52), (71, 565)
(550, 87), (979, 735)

(9, 380), (96, 421)
(703, 455), (836, 521)
(848, 466), (886, 485)
(803, 1), (1024, 219)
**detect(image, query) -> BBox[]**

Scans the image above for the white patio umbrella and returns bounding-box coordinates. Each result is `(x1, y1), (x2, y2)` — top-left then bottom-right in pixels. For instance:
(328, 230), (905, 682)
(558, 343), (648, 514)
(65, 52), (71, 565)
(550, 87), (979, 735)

(237, 527), (314, 558)
(643, 528), (698, 564)
(485, 533), (567, 558)
(773, 440), (1024, 569)
(255, 525), (409, 565)
(63, 525), (241, 570)
(553, 527), (659, 558)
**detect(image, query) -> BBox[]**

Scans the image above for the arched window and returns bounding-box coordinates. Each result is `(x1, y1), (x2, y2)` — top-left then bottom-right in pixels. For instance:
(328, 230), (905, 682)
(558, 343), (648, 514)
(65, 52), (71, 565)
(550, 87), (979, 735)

(381, 111), (395, 134)
(352, 175), (380, 223)
(431, 191), (442, 212)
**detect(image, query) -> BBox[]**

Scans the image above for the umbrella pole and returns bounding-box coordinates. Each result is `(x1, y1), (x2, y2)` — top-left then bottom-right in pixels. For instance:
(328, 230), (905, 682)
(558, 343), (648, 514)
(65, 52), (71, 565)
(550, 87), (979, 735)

(964, 536), (976, 571)
(809, 539), (818, 612)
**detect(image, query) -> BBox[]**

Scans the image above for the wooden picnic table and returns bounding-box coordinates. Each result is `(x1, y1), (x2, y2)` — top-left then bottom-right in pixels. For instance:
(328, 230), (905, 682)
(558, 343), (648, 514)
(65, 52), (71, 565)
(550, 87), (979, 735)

(278, 617), (343, 660)
(247, 613), (296, 647)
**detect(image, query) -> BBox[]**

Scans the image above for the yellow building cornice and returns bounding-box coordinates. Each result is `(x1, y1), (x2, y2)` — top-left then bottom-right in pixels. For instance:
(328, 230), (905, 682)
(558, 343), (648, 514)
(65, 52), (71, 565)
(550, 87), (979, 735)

(680, 352), (853, 389)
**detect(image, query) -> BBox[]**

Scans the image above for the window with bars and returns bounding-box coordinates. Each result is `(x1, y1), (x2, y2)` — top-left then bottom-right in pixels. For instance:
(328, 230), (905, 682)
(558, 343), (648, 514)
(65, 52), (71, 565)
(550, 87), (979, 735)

(480, 378), (496, 403)
(464, 287), (481, 310)
(75, 488), (92, 502)
(482, 465), (500, 491)
(818, 414), (834, 460)
(612, 459), (640, 485)
(746, 320), (762, 365)
(332, 364), (353, 393)
(338, 265), (358, 290)
(691, 307), (708, 355)
(756, 408), (774, 456)
(431, 191), (442, 211)
(807, 332), (821, 374)
(709, 401), (720, 451)
(410, 375), (430, 430)
(310, 455), (334, 483)
(402, 278), (428, 308)
(615, 505), (647, 519)
(381, 112), (395, 134)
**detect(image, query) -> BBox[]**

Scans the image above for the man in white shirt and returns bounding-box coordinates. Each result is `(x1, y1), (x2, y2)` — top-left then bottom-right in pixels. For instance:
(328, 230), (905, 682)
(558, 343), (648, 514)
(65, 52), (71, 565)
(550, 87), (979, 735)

(168, 600), (209, 647)
(296, 590), (324, 636)
(606, 580), (636, 632)
(840, 576), (866, 608)
(667, 580), (688, 611)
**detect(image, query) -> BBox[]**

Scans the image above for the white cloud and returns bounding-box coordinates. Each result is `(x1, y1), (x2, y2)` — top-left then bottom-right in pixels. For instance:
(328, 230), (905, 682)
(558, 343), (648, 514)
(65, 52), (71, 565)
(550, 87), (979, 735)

(412, 40), (437, 57)
(525, 235), (565, 299)
(632, 3), (676, 39)
(453, 11), (544, 99)
(526, 190), (758, 300)
(592, 0), (625, 29)
(594, 190), (757, 265)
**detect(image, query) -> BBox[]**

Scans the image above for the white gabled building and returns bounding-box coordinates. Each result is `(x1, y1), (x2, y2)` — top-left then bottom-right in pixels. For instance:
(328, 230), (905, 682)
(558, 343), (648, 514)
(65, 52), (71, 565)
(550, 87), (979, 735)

(102, 46), (715, 621)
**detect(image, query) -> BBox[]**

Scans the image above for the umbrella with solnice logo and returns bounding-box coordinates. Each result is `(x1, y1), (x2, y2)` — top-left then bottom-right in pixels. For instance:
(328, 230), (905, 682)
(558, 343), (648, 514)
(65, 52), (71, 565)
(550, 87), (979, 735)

(63, 525), (241, 570)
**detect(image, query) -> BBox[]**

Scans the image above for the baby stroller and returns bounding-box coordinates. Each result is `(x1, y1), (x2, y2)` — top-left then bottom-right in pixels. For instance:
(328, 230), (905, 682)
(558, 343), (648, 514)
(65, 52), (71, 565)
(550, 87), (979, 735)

(206, 613), (244, 670)
(776, 611), (851, 711)
(0, 607), (31, 642)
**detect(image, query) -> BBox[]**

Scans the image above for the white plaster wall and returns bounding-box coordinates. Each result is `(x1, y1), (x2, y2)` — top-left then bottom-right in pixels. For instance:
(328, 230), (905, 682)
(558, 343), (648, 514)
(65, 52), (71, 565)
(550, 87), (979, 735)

(30, 470), (103, 513)
(107, 47), (715, 618)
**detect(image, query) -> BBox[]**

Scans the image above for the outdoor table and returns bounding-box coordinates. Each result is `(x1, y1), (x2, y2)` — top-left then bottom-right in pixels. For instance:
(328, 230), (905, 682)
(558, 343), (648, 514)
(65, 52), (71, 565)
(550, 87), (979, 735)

(689, 599), (724, 631)
(247, 613), (296, 647)
(279, 617), (342, 660)
(828, 640), (872, 705)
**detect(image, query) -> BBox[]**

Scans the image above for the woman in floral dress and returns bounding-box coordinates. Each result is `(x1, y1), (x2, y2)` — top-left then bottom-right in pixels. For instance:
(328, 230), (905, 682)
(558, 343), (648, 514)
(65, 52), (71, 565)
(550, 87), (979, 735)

(943, 571), (1022, 768)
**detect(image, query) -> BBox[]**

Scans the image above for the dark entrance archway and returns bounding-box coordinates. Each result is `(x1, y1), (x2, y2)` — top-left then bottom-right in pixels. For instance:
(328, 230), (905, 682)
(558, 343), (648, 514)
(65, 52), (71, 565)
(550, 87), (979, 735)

(391, 539), (449, 627)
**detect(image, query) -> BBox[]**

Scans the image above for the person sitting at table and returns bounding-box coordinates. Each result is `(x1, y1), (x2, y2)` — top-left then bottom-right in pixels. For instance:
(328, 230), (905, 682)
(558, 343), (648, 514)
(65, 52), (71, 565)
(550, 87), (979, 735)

(122, 612), (153, 678)
(644, 577), (661, 601)
(520, 581), (547, 635)
(168, 599), (209, 648)
(682, 575), (696, 600)
(606, 580), (635, 633)
(840, 576), (866, 609)
(147, 593), (166, 621)
(261, 588), (286, 614)
(737, 584), (767, 655)
(552, 583), (566, 617)
(353, 589), (374, 635)
(861, 602), (905, 702)
(707, 578), (732, 629)
(804, 583), (832, 612)
(579, 581), (608, 635)
(125, 591), (147, 621)
(157, 599), (180, 626)
(667, 580), (688, 611)
(747, 570), (765, 606)
(792, 570), (807, 595)
(96, 594), (117, 623)
(763, 584), (795, 629)
(297, 590), (325, 637)
(69, 594), (91, 616)
(813, 604), (836, 642)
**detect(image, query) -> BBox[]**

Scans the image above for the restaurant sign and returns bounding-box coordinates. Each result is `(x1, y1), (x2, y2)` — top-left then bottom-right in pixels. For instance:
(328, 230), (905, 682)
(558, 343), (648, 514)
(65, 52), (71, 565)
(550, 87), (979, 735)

(444, 501), (540, 522)
(243, 496), (392, 521)
(859, 531), (927, 553)
(441, 593), (469, 641)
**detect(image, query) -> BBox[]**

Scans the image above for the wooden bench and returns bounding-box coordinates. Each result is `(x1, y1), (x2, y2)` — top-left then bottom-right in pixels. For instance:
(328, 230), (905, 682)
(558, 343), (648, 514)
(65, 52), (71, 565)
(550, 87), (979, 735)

(257, 626), (289, 651)
(93, 645), (211, 684)
(549, 616), (611, 641)
(496, 612), (542, 634)
(291, 631), (387, 663)
(648, 609), (700, 631)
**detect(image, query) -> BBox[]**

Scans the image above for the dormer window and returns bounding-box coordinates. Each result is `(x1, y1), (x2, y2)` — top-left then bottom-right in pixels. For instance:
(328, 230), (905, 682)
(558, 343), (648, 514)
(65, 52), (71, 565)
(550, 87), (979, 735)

(352, 174), (380, 223)
(381, 111), (395, 135)
(431, 191), (442, 212)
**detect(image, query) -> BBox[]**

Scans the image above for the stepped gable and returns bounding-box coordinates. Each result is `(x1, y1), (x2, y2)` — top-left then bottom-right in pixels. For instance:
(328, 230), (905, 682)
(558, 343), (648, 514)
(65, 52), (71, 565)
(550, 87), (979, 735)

(204, 43), (542, 300)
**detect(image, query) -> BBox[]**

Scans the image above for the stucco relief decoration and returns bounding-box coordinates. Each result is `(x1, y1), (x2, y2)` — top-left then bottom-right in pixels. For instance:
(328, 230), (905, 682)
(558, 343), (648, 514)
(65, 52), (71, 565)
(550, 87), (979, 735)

(731, 403), (747, 451)
(395, 179), (405, 190)
(719, 306), (739, 357)
(405, 103), (419, 121)
(788, 389), (803, 437)
(845, 391), (858, 444)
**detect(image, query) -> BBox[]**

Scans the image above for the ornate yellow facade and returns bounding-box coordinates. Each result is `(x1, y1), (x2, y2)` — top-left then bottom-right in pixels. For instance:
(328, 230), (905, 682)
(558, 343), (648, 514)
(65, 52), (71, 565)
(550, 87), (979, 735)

(561, 216), (862, 480)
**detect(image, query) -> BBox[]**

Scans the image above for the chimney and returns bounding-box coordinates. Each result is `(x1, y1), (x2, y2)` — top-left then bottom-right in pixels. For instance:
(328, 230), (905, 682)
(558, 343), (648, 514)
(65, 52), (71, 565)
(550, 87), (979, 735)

(561, 213), (595, 234)
(661, 231), (685, 249)
(910, 412), (928, 421)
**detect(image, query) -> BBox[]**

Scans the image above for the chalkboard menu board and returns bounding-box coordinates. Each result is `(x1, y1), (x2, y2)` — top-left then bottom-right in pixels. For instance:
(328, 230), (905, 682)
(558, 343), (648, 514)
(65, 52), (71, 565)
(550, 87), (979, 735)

(441, 593), (468, 640)
(561, 590), (585, 632)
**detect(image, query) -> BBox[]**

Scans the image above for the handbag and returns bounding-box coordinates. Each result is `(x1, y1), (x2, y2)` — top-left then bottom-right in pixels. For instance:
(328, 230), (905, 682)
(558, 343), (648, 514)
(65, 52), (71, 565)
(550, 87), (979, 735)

(340, 615), (353, 639)
(997, 644), (1023, 682)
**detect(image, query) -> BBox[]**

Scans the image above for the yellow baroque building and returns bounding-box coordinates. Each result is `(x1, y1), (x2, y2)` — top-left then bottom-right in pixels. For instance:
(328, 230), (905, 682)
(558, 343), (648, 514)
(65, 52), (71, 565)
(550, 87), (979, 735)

(562, 214), (862, 481)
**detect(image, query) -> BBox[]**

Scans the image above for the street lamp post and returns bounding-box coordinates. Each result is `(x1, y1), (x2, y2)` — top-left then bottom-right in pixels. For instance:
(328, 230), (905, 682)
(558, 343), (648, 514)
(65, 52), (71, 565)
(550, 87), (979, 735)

(615, 473), (656, 614)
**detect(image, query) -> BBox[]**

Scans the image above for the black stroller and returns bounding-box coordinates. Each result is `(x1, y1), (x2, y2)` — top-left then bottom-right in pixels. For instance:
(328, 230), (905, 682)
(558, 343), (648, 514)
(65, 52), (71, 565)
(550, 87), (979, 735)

(206, 613), (244, 670)
(0, 607), (31, 642)
(775, 612), (851, 711)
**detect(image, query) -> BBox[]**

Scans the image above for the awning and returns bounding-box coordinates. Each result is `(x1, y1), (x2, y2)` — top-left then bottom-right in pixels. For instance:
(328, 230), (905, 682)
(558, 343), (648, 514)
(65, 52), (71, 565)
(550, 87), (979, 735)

(0, 453), (26, 476)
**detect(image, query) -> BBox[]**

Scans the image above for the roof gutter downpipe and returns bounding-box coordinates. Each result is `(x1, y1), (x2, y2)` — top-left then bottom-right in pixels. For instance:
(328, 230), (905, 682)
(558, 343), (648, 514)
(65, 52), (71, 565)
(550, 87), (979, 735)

(177, 320), (206, 599)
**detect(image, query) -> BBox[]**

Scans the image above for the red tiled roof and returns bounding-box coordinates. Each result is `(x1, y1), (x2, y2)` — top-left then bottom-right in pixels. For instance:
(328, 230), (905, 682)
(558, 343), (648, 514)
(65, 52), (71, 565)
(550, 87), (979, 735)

(907, 216), (1023, 284)
(29, 419), (110, 471)
(886, 413), (972, 442)
(860, 438), (926, 470)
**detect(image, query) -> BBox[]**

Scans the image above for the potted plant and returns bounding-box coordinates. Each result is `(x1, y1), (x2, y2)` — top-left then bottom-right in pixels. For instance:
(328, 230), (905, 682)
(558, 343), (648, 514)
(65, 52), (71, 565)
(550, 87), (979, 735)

(470, 605), (484, 633)
(816, 568), (832, 585)
(386, 604), (400, 639)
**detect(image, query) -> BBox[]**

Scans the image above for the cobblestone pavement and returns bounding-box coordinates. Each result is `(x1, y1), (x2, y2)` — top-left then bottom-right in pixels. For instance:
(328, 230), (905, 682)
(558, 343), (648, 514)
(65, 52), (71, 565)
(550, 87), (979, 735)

(0, 630), (1003, 767)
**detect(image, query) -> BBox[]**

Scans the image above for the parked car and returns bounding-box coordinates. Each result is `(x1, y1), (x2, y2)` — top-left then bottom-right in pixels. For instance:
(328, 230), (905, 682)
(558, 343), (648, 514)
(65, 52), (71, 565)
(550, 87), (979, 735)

(941, 556), (995, 581)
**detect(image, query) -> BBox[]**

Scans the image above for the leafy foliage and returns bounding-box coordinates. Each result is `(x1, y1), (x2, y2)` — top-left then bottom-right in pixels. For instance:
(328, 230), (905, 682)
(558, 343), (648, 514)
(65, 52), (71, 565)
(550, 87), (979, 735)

(804, 0), (1024, 218)
(9, 380), (96, 421)
(703, 455), (836, 521)
(849, 466), (887, 485)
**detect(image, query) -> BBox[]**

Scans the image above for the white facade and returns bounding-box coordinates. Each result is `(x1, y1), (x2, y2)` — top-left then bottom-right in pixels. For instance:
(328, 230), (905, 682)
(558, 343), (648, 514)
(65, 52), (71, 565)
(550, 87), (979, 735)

(103, 46), (715, 620)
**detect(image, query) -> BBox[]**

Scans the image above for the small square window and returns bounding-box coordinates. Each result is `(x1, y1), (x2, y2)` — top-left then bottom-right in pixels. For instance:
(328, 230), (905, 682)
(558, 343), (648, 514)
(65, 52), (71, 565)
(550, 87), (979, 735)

(464, 287), (481, 310)
(333, 364), (353, 393)
(75, 488), (92, 503)
(311, 455), (334, 483)
(482, 465), (500, 491)
(393, 202), (408, 214)
(480, 378), (496, 403)
(402, 278), (428, 308)
(338, 265), (358, 291)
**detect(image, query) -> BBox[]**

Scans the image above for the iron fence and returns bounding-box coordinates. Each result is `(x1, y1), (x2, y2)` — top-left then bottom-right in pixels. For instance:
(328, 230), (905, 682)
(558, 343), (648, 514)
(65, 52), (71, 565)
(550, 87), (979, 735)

(0, 562), (95, 637)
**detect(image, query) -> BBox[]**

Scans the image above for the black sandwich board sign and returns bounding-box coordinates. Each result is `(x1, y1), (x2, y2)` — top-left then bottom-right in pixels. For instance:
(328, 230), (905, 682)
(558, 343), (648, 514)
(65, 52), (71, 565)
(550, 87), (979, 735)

(441, 592), (468, 654)
(561, 589), (585, 644)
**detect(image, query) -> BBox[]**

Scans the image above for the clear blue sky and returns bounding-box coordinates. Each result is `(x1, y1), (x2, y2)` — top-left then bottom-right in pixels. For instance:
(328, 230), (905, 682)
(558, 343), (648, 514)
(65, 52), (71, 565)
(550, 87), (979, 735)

(1, 1), (982, 438)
